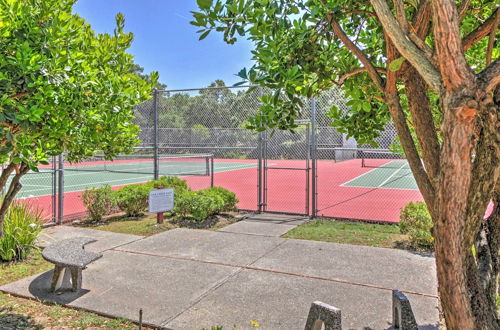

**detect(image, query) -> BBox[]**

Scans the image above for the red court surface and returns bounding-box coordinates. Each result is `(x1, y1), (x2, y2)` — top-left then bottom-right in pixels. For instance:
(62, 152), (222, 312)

(24, 158), (427, 224)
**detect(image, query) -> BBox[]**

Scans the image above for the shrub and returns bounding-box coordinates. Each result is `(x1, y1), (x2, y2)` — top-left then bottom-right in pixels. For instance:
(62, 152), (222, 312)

(114, 184), (150, 217)
(205, 187), (238, 211)
(147, 176), (190, 192)
(399, 201), (434, 248)
(173, 190), (225, 221)
(81, 185), (117, 221)
(0, 200), (42, 261)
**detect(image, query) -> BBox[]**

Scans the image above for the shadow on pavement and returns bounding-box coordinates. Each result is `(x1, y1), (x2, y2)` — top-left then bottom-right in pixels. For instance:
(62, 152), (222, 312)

(28, 270), (89, 305)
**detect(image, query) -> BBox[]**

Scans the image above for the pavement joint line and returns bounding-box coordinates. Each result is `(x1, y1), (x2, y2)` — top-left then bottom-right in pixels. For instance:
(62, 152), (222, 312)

(159, 265), (246, 327)
(100, 236), (147, 253)
(216, 227), (295, 237)
(160, 237), (289, 327)
(112, 246), (438, 300)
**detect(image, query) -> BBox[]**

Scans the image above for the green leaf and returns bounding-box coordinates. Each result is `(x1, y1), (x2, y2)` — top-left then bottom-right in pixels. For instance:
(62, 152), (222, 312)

(389, 57), (405, 72)
(199, 30), (211, 40)
(197, 0), (213, 10)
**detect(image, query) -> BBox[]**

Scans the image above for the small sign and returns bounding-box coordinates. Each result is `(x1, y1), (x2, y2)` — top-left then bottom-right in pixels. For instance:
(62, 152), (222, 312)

(149, 188), (174, 213)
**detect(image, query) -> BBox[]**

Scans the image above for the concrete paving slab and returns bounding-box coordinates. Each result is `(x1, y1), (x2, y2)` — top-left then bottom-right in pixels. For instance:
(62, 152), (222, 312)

(251, 239), (437, 295)
(217, 221), (297, 237)
(117, 228), (284, 265)
(39, 226), (142, 252)
(165, 268), (439, 330)
(243, 213), (309, 226)
(0, 250), (240, 326)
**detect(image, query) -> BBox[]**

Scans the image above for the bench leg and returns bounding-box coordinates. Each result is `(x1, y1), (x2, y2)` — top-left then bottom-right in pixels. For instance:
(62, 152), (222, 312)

(50, 265), (65, 292)
(70, 267), (82, 292)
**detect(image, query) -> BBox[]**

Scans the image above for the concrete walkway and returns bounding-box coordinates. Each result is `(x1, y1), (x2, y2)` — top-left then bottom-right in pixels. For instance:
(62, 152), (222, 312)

(217, 213), (308, 237)
(1, 215), (439, 329)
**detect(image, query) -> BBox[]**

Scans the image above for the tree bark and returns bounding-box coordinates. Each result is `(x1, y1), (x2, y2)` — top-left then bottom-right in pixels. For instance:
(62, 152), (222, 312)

(434, 91), (477, 330)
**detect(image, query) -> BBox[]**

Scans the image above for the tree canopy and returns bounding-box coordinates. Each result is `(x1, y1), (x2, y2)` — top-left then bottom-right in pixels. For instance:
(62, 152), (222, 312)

(0, 0), (157, 233)
(192, 0), (499, 329)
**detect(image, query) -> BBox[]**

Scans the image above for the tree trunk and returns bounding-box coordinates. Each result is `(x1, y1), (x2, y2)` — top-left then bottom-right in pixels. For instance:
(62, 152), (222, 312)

(0, 162), (29, 238)
(434, 92), (476, 330)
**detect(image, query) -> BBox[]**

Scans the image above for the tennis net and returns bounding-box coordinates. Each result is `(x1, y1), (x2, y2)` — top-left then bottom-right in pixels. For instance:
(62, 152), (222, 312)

(65, 153), (214, 176)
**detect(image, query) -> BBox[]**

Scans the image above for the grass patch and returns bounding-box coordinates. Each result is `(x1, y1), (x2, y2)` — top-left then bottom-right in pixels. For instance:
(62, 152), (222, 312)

(0, 249), (151, 329)
(77, 212), (239, 236)
(283, 219), (414, 250)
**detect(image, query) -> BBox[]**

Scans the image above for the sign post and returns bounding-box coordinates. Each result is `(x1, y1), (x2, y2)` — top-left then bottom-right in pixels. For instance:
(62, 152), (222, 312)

(148, 188), (174, 224)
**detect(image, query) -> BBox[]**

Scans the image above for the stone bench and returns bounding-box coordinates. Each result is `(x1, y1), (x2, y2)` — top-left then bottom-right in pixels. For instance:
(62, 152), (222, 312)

(42, 237), (102, 293)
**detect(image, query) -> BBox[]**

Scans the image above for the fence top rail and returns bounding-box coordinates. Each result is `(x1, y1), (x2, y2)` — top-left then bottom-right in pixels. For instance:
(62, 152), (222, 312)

(157, 85), (255, 93)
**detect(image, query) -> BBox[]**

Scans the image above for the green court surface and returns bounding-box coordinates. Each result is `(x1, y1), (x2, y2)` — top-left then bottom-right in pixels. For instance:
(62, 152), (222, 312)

(13, 161), (257, 198)
(341, 160), (418, 190)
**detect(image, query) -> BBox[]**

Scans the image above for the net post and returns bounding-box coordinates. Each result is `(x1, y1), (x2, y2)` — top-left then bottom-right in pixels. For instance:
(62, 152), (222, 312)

(153, 89), (159, 179)
(57, 154), (64, 225)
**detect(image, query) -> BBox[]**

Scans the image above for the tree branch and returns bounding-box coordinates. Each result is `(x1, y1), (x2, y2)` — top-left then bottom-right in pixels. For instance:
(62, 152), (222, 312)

(478, 58), (500, 96)
(0, 162), (16, 192)
(486, 9), (500, 66)
(385, 36), (436, 215)
(326, 14), (386, 93)
(462, 8), (498, 52)
(457, 0), (472, 22)
(393, 0), (408, 32)
(403, 68), (441, 188)
(0, 163), (30, 237)
(411, 0), (432, 38)
(370, 0), (442, 92)
(335, 67), (387, 86)
(343, 10), (377, 18)
(431, 0), (474, 90)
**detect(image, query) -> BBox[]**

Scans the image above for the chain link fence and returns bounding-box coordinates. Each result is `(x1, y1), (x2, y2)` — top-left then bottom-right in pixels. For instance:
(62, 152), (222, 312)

(7, 85), (421, 224)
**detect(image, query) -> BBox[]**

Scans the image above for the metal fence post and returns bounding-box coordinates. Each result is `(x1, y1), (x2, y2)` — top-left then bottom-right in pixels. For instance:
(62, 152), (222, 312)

(257, 87), (264, 213)
(311, 97), (318, 218)
(153, 89), (159, 179)
(57, 154), (64, 224)
(52, 156), (57, 223)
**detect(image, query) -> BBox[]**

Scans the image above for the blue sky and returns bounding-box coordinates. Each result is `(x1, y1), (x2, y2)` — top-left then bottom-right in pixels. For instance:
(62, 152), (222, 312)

(73, 0), (254, 90)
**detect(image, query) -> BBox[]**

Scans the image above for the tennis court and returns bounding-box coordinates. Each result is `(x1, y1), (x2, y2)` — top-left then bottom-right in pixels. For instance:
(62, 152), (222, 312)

(341, 160), (418, 190)
(17, 155), (423, 223)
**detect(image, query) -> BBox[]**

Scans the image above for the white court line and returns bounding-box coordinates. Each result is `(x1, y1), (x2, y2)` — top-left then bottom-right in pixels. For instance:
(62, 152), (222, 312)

(19, 175), (153, 194)
(378, 162), (408, 187)
(340, 160), (403, 187)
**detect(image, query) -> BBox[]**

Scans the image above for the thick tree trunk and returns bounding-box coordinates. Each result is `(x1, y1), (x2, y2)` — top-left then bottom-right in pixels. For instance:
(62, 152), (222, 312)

(434, 91), (476, 330)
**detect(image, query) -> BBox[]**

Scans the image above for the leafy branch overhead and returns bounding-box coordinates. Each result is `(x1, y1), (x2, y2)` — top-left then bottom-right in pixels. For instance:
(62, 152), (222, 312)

(191, 0), (498, 145)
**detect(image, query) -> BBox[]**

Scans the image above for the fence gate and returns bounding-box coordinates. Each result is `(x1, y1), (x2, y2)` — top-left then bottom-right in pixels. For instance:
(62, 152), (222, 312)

(261, 121), (312, 216)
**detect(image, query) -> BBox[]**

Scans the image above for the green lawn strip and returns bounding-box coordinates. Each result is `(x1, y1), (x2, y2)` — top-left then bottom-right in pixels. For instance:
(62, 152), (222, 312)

(282, 219), (410, 249)
(0, 250), (145, 329)
(77, 212), (239, 237)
